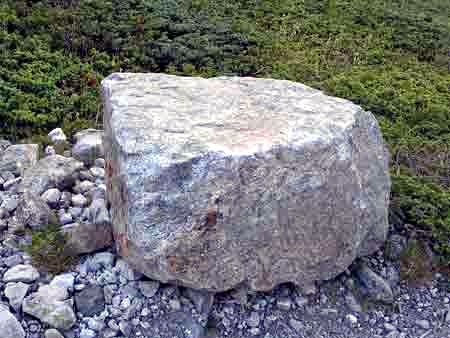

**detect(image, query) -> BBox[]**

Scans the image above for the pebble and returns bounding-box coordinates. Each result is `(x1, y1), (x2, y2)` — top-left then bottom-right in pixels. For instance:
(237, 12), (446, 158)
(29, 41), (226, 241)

(345, 314), (358, 325)
(415, 319), (430, 330)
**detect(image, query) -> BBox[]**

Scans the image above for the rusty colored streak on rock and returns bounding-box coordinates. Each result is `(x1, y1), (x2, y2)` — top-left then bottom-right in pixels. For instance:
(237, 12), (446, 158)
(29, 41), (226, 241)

(116, 232), (129, 256)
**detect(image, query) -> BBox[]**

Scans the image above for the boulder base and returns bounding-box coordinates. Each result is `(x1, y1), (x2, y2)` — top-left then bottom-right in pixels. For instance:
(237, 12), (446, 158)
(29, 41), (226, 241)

(101, 73), (391, 292)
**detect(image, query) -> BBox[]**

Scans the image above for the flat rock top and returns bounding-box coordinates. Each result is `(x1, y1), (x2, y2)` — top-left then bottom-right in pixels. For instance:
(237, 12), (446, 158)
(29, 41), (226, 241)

(101, 73), (363, 160)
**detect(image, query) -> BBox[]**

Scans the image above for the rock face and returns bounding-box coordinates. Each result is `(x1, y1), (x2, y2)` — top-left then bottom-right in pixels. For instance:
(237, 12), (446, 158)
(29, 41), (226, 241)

(101, 73), (391, 292)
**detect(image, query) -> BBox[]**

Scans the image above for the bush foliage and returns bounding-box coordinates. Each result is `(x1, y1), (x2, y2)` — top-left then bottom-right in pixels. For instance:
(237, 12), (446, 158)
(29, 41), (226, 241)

(1, 1), (450, 260)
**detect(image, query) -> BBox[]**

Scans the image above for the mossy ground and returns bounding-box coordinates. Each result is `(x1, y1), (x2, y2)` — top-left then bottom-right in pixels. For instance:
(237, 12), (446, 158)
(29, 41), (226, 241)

(1, 1), (449, 261)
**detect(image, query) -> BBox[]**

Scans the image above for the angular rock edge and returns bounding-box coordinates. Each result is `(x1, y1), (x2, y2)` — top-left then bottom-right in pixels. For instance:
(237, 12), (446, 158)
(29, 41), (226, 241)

(101, 73), (391, 292)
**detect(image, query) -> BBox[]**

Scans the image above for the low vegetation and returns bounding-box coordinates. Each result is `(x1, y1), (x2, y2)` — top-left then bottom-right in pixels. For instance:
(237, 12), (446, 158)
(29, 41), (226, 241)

(25, 224), (78, 273)
(1, 1), (449, 260)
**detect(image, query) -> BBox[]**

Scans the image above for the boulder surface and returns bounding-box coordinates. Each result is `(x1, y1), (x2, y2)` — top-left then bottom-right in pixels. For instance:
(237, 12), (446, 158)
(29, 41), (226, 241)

(101, 73), (391, 292)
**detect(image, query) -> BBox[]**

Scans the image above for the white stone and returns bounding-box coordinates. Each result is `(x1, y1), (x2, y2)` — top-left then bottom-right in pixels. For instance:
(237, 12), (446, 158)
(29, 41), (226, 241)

(48, 128), (67, 144)
(3, 264), (40, 283)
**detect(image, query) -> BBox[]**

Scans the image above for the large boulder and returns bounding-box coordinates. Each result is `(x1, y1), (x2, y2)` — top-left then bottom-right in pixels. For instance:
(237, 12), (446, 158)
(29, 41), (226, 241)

(72, 129), (104, 166)
(101, 73), (391, 292)
(0, 144), (39, 175)
(20, 155), (84, 195)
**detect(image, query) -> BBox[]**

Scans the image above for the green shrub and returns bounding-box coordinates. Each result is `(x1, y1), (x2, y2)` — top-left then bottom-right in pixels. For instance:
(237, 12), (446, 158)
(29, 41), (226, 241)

(25, 224), (78, 274)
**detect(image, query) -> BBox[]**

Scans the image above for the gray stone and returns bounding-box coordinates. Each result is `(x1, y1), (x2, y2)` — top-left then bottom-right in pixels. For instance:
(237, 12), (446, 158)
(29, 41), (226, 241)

(94, 158), (105, 168)
(101, 73), (391, 292)
(80, 328), (96, 338)
(0, 144), (39, 176)
(71, 194), (88, 207)
(5, 282), (30, 312)
(48, 128), (67, 144)
(90, 167), (105, 178)
(50, 273), (75, 291)
(59, 211), (73, 225)
(119, 320), (132, 337)
(44, 329), (65, 338)
(69, 207), (83, 218)
(276, 297), (292, 311)
(41, 188), (61, 208)
(88, 318), (105, 331)
(3, 177), (21, 190)
(61, 222), (112, 254)
(78, 180), (95, 193)
(183, 288), (214, 315)
(74, 285), (105, 317)
(0, 305), (26, 338)
(22, 285), (76, 330)
(72, 129), (104, 166)
(0, 207), (9, 219)
(45, 146), (57, 156)
(60, 191), (72, 208)
(3, 264), (40, 283)
(89, 199), (110, 225)
(138, 280), (159, 298)
(4, 254), (23, 267)
(0, 170), (15, 182)
(354, 262), (393, 303)
(1, 197), (19, 213)
(415, 319), (430, 330)
(0, 218), (7, 230)
(0, 139), (12, 151)
(115, 259), (143, 281)
(20, 155), (83, 196)
(15, 192), (55, 230)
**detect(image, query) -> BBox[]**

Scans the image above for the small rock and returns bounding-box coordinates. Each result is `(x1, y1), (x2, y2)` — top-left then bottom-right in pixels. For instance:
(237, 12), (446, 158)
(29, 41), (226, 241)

(119, 320), (132, 337)
(345, 292), (362, 313)
(3, 264), (40, 283)
(1, 197), (19, 213)
(247, 312), (260, 327)
(169, 298), (181, 311)
(4, 254), (23, 267)
(354, 262), (393, 303)
(45, 146), (57, 156)
(94, 158), (105, 168)
(3, 177), (21, 190)
(72, 129), (104, 166)
(41, 188), (61, 208)
(289, 318), (303, 331)
(5, 282), (30, 312)
(59, 211), (73, 225)
(44, 329), (65, 338)
(182, 288), (214, 315)
(345, 314), (358, 325)
(80, 328), (96, 338)
(90, 167), (105, 178)
(71, 194), (88, 207)
(48, 128), (67, 144)
(276, 297), (292, 311)
(88, 318), (106, 332)
(74, 285), (105, 317)
(0, 144), (39, 176)
(69, 206), (83, 218)
(384, 323), (397, 332)
(415, 319), (430, 330)
(50, 273), (75, 291)
(78, 180), (95, 193)
(89, 199), (110, 225)
(116, 259), (143, 281)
